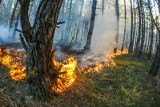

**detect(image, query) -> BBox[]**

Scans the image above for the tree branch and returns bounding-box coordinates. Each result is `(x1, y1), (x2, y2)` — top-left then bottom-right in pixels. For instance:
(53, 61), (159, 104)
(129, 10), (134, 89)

(20, 0), (32, 42)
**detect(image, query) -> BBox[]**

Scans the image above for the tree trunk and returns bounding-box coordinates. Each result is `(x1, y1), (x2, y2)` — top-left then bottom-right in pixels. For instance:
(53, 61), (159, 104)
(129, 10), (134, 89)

(134, 0), (142, 56)
(84, 0), (97, 50)
(138, 8), (145, 57)
(20, 0), (63, 98)
(149, 44), (160, 76)
(148, 0), (160, 76)
(62, 0), (73, 45)
(148, 20), (154, 59)
(132, 1), (137, 51)
(121, 0), (127, 51)
(114, 0), (120, 53)
(128, 0), (134, 54)
(10, 0), (19, 28)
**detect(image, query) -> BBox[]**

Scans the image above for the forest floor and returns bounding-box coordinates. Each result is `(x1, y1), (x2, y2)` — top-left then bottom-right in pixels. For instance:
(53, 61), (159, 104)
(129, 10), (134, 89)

(0, 54), (160, 107)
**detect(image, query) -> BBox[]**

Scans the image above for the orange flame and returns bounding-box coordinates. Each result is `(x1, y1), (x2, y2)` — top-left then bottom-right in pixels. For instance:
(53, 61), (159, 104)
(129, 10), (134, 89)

(0, 48), (26, 80)
(111, 50), (128, 57)
(0, 47), (77, 93)
(51, 57), (77, 93)
(106, 50), (128, 67)
(0, 47), (128, 93)
(77, 49), (128, 74)
(78, 62), (103, 74)
(0, 48), (2, 55)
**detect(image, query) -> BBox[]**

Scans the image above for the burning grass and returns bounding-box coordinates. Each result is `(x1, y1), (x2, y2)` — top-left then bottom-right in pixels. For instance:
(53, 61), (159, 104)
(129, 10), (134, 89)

(0, 47), (77, 93)
(0, 47), (129, 94)
(77, 49), (128, 74)
(111, 49), (128, 57)
(51, 57), (77, 93)
(0, 47), (26, 80)
(1, 48), (160, 107)
(77, 62), (104, 74)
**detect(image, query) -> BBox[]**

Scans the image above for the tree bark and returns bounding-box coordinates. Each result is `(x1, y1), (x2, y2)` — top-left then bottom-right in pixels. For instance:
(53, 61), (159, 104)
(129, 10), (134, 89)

(20, 0), (63, 98)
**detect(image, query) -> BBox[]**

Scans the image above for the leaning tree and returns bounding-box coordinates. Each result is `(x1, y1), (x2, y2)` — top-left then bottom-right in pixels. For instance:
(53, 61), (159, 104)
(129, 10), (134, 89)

(148, 0), (160, 76)
(18, 0), (63, 98)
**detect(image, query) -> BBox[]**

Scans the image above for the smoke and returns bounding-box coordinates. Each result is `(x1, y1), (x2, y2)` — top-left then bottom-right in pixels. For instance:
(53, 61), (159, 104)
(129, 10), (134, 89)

(0, 0), (125, 55)
(0, 26), (10, 44)
(0, 25), (21, 44)
(90, 1), (124, 56)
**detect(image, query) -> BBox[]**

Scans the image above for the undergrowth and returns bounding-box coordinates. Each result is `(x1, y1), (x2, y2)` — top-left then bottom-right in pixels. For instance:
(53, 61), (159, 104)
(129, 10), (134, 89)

(0, 55), (160, 107)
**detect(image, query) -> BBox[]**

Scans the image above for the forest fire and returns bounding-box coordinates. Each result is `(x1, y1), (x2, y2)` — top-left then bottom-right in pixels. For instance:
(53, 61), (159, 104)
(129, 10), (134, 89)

(108, 49), (128, 66)
(0, 47), (128, 93)
(51, 57), (77, 93)
(0, 47), (77, 93)
(78, 50), (128, 73)
(111, 50), (128, 57)
(77, 49), (128, 74)
(77, 62), (103, 74)
(0, 47), (26, 80)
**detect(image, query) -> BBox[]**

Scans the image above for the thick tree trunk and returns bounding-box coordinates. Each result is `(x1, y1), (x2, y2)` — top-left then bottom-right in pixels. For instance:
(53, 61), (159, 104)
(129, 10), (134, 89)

(84, 0), (97, 50)
(20, 0), (63, 98)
